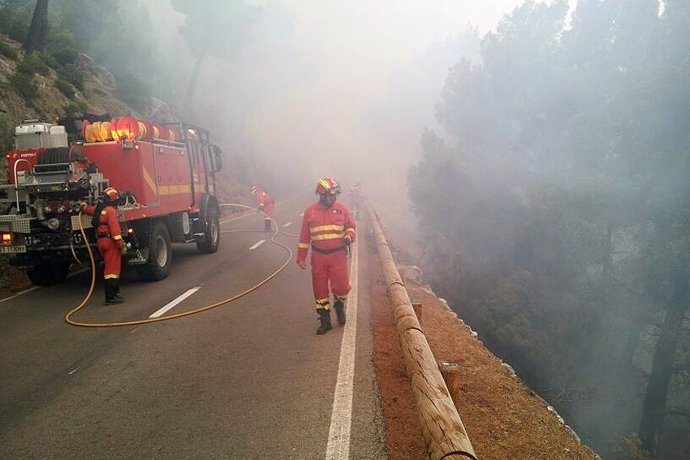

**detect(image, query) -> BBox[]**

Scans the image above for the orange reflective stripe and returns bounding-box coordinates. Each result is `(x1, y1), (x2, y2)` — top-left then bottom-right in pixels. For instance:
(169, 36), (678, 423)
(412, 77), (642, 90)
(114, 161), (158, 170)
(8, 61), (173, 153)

(311, 224), (343, 233)
(311, 233), (344, 241)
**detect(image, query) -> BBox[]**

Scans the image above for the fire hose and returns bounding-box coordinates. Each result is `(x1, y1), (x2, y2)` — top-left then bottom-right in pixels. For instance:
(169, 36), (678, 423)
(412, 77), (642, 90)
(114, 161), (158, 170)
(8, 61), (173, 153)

(64, 203), (294, 328)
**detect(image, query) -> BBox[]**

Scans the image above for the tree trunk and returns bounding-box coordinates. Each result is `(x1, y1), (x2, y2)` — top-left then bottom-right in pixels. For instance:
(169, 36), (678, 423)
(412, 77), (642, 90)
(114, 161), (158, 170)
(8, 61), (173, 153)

(620, 320), (644, 367)
(25, 0), (49, 53)
(183, 55), (204, 117)
(639, 272), (689, 455)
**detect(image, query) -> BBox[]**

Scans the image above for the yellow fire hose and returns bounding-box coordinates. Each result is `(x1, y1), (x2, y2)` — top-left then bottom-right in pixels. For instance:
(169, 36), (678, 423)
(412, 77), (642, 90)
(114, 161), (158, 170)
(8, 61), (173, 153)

(64, 203), (294, 328)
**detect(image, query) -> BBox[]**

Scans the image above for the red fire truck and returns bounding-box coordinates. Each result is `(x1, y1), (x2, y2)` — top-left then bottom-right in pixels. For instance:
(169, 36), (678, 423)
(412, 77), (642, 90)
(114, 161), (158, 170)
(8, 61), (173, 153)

(0, 117), (224, 286)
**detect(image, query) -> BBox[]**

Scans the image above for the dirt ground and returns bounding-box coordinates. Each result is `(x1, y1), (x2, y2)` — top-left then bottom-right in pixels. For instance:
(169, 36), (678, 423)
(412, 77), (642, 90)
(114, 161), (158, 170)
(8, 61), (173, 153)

(368, 256), (601, 460)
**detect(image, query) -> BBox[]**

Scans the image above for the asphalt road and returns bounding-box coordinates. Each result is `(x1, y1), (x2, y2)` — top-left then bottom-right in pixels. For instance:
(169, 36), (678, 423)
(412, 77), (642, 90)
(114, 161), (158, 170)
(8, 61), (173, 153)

(0, 196), (387, 459)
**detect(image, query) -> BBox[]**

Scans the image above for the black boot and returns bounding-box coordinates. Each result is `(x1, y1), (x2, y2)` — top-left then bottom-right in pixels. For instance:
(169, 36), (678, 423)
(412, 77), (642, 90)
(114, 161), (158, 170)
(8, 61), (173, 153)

(316, 308), (332, 335)
(104, 279), (124, 305)
(112, 278), (125, 302)
(334, 298), (346, 325)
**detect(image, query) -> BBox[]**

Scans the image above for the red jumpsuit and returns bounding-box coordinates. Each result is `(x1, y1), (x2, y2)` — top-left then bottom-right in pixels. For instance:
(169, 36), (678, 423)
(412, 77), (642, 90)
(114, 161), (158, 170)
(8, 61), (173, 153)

(253, 190), (275, 217)
(297, 201), (356, 309)
(84, 204), (125, 279)
(253, 189), (275, 230)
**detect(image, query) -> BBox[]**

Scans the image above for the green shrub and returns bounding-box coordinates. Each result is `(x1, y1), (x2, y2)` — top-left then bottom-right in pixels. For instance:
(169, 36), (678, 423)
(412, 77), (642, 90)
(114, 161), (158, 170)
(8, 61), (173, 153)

(0, 114), (14, 155)
(64, 101), (88, 115)
(10, 71), (38, 102)
(609, 436), (654, 460)
(57, 64), (84, 90)
(19, 53), (51, 77)
(0, 10), (28, 43)
(40, 53), (60, 70)
(49, 46), (78, 66)
(55, 78), (75, 98)
(0, 41), (18, 60)
(46, 28), (79, 66)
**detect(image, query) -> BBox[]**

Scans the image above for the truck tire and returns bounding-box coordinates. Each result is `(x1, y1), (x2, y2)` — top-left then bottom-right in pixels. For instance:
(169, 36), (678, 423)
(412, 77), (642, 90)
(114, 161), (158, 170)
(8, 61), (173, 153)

(27, 263), (70, 286)
(137, 221), (172, 281)
(196, 207), (220, 254)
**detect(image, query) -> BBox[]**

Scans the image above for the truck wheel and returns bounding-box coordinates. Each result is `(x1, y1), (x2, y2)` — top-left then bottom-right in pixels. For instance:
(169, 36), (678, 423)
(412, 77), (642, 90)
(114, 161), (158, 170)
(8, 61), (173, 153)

(27, 263), (69, 286)
(137, 221), (172, 281)
(196, 209), (220, 254)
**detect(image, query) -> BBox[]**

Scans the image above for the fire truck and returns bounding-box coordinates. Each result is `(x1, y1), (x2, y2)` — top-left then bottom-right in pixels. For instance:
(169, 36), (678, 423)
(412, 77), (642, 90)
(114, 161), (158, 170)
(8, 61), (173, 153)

(0, 116), (224, 286)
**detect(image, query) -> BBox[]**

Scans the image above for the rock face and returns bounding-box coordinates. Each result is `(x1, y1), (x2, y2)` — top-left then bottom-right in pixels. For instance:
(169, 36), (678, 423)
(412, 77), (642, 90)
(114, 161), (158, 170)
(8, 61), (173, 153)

(0, 36), (176, 127)
(144, 97), (174, 123)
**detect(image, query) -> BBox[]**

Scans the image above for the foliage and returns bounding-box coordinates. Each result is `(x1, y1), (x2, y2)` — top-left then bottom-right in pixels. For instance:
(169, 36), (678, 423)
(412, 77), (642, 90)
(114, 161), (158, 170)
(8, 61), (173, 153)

(53, 77), (74, 98)
(0, 40), (18, 60)
(11, 63), (38, 103)
(171, 0), (262, 108)
(64, 100), (88, 115)
(56, 64), (83, 90)
(409, 0), (690, 456)
(0, 1), (33, 42)
(609, 436), (654, 460)
(171, 0), (262, 60)
(18, 52), (50, 76)
(0, 114), (14, 157)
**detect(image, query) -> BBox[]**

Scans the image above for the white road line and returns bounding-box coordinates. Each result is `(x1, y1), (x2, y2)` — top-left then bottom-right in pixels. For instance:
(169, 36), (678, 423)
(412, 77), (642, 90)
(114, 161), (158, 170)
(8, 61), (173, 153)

(326, 242), (358, 460)
(150, 287), (201, 318)
(0, 286), (40, 304)
(282, 222), (292, 228)
(249, 239), (265, 250)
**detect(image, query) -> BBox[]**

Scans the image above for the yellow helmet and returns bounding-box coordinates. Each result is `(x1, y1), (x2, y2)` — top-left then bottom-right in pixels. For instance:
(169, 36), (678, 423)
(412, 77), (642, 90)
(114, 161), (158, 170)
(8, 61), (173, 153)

(315, 178), (340, 196)
(103, 186), (120, 201)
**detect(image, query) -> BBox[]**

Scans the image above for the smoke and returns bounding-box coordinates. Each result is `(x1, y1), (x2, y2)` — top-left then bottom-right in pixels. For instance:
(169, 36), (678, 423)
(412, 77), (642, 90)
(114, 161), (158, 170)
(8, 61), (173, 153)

(144, 0), (542, 197)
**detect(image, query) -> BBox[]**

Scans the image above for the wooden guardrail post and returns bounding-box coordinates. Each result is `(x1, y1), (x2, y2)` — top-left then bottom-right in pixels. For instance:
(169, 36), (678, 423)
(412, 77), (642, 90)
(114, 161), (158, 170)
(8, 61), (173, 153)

(367, 205), (477, 460)
(439, 362), (464, 411)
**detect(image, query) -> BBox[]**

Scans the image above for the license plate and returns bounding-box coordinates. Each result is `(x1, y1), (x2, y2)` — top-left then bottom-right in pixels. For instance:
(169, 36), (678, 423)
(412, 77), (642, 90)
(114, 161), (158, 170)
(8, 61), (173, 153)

(0, 245), (27, 254)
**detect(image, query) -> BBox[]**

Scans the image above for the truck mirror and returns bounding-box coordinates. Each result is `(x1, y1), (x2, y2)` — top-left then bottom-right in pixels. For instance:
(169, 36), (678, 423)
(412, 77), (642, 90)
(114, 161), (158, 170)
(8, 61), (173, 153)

(212, 145), (223, 172)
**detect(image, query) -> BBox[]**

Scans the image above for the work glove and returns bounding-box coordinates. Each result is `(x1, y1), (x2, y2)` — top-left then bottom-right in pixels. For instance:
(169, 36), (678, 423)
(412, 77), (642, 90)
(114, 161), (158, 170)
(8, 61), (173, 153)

(297, 259), (307, 269)
(343, 235), (352, 246)
(257, 204), (265, 212)
(119, 244), (127, 255)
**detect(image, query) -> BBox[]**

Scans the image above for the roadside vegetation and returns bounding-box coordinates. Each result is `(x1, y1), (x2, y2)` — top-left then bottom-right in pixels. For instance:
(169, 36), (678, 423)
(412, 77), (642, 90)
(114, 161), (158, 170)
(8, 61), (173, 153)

(408, 2), (690, 458)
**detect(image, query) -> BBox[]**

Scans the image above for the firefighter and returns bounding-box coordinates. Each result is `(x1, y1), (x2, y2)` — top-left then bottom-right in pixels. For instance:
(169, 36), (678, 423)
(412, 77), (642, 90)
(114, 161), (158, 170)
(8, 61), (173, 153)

(250, 185), (275, 232)
(81, 187), (127, 305)
(296, 178), (356, 335)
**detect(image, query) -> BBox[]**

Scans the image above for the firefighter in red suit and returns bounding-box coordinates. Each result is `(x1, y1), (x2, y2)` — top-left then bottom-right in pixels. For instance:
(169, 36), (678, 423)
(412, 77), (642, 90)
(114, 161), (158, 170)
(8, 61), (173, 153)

(250, 185), (275, 232)
(81, 187), (127, 305)
(297, 178), (356, 335)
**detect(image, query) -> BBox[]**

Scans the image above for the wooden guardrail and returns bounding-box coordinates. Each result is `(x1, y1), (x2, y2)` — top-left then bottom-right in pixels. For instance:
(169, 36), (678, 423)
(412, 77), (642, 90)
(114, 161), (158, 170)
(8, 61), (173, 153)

(367, 205), (477, 460)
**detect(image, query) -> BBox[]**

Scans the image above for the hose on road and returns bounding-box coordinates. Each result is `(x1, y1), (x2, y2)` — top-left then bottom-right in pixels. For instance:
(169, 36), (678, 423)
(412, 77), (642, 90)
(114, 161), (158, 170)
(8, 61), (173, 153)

(64, 203), (294, 328)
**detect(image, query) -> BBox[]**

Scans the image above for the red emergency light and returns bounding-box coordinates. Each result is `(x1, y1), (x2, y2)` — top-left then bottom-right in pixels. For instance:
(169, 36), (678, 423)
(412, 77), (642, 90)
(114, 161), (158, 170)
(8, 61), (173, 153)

(112, 116), (140, 141)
